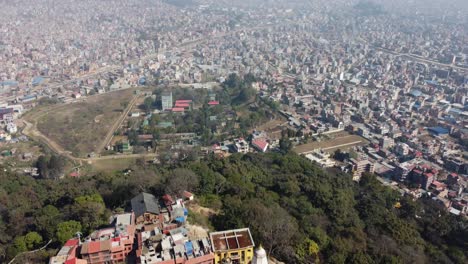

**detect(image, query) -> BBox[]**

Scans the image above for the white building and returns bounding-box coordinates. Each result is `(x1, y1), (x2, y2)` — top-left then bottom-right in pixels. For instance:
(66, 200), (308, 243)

(6, 123), (17, 134)
(161, 92), (173, 111)
(305, 150), (336, 168)
(234, 138), (250, 153)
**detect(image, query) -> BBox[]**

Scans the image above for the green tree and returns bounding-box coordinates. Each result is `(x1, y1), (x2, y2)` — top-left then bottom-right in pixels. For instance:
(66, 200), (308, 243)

(24, 232), (43, 250)
(35, 205), (62, 240)
(56, 221), (82, 244)
(73, 194), (108, 232)
(296, 238), (320, 264)
(48, 155), (66, 179)
(165, 168), (200, 196)
(143, 97), (154, 113)
(279, 137), (292, 152)
(36, 155), (49, 178)
(12, 236), (27, 253)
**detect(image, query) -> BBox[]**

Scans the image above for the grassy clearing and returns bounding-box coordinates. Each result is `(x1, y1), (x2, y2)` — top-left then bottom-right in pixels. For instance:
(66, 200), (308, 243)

(293, 135), (368, 154)
(88, 157), (137, 172)
(34, 89), (135, 157)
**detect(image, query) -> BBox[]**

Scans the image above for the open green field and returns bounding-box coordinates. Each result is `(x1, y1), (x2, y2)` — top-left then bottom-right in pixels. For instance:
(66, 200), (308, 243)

(33, 89), (135, 157)
(88, 157), (138, 172)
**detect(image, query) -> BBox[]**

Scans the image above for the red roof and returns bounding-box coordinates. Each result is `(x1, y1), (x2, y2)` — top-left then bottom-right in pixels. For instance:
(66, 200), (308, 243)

(69, 171), (79, 177)
(162, 194), (173, 203)
(88, 241), (101, 254)
(138, 134), (154, 140)
(65, 258), (79, 264)
(172, 108), (185, 112)
(208, 101), (219, 105)
(423, 173), (434, 178)
(432, 180), (445, 187)
(252, 139), (269, 151)
(64, 239), (80, 247)
(183, 191), (194, 198)
(175, 103), (190, 108)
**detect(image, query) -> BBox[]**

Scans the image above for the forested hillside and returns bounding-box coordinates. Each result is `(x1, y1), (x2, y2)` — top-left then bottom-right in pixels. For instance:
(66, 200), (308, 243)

(0, 152), (466, 263)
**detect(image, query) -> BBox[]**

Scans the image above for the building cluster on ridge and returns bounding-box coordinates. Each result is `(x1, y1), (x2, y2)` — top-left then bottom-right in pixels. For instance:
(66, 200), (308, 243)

(50, 192), (271, 264)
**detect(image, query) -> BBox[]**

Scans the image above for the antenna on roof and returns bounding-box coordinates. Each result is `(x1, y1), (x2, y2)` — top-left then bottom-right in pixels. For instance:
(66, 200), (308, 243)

(75, 232), (83, 245)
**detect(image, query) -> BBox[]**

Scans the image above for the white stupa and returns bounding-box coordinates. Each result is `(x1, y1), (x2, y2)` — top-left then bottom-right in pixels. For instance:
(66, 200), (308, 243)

(252, 245), (269, 264)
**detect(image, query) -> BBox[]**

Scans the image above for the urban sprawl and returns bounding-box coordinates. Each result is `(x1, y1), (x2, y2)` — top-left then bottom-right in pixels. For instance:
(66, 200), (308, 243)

(0, 0), (467, 263)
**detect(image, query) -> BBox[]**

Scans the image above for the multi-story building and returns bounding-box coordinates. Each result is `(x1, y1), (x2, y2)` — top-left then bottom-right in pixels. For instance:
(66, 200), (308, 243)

(131, 192), (164, 226)
(210, 228), (255, 264)
(305, 150), (336, 168)
(379, 137), (395, 149)
(49, 239), (86, 264)
(395, 143), (410, 156)
(161, 92), (173, 111)
(139, 229), (214, 264)
(233, 138), (250, 154)
(80, 213), (136, 264)
(444, 156), (468, 175)
(51, 213), (136, 264)
(349, 158), (375, 181)
(51, 195), (260, 264)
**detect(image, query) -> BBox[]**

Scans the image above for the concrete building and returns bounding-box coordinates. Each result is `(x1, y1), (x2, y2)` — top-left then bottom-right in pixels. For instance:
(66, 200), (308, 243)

(131, 192), (164, 226)
(210, 228), (255, 264)
(80, 213), (136, 264)
(305, 150), (336, 168)
(233, 138), (250, 154)
(251, 139), (269, 153)
(349, 158), (375, 181)
(395, 143), (410, 156)
(161, 92), (173, 111)
(379, 137), (395, 149)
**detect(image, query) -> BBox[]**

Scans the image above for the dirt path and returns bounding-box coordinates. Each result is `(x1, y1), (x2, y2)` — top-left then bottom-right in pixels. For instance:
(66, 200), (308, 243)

(97, 94), (141, 154)
(22, 119), (76, 161)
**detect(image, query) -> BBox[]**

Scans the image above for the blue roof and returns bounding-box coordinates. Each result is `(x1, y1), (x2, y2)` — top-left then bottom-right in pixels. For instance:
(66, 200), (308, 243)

(449, 108), (462, 114)
(32, 76), (44, 86)
(444, 116), (457, 124)
(409, 89), (422, 97)
(0, 80), (18, 86)
(185, 241), (193, 252)
(427, 127), (449, 135)
(425, 80), (439, 86)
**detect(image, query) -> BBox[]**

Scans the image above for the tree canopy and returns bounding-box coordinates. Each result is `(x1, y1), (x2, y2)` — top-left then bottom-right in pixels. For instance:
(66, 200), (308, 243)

(0, 152), (466, 263)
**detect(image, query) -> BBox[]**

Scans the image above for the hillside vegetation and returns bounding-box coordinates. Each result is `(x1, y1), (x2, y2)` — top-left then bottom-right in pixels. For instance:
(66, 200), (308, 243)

(0, 152), (466, 263)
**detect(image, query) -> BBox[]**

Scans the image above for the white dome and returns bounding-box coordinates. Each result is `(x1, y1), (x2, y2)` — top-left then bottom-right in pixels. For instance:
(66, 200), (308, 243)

(255, 247), (267, 258)
(252, 246), (269, 264)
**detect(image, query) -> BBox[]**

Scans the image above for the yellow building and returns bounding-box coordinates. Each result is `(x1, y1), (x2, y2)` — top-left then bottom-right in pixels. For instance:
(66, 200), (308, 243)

(210, 228), (255, 264)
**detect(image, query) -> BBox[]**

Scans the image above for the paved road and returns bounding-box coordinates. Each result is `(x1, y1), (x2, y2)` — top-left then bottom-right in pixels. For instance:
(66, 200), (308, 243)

(358, 37), (468, 71)
(375, 47), (468, 70)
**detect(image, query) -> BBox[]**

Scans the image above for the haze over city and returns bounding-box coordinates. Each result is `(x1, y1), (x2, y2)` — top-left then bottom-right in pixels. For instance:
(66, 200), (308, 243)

(0, 1), (467, 264)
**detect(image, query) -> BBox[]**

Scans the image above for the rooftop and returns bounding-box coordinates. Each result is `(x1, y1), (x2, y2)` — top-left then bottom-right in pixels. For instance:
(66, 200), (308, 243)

(210, 228), (255, 252)
(131, 193), (160, 218)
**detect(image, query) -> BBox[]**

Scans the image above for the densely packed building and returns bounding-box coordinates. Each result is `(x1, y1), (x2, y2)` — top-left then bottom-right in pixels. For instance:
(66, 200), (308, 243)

(50, 193), (264, 264)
